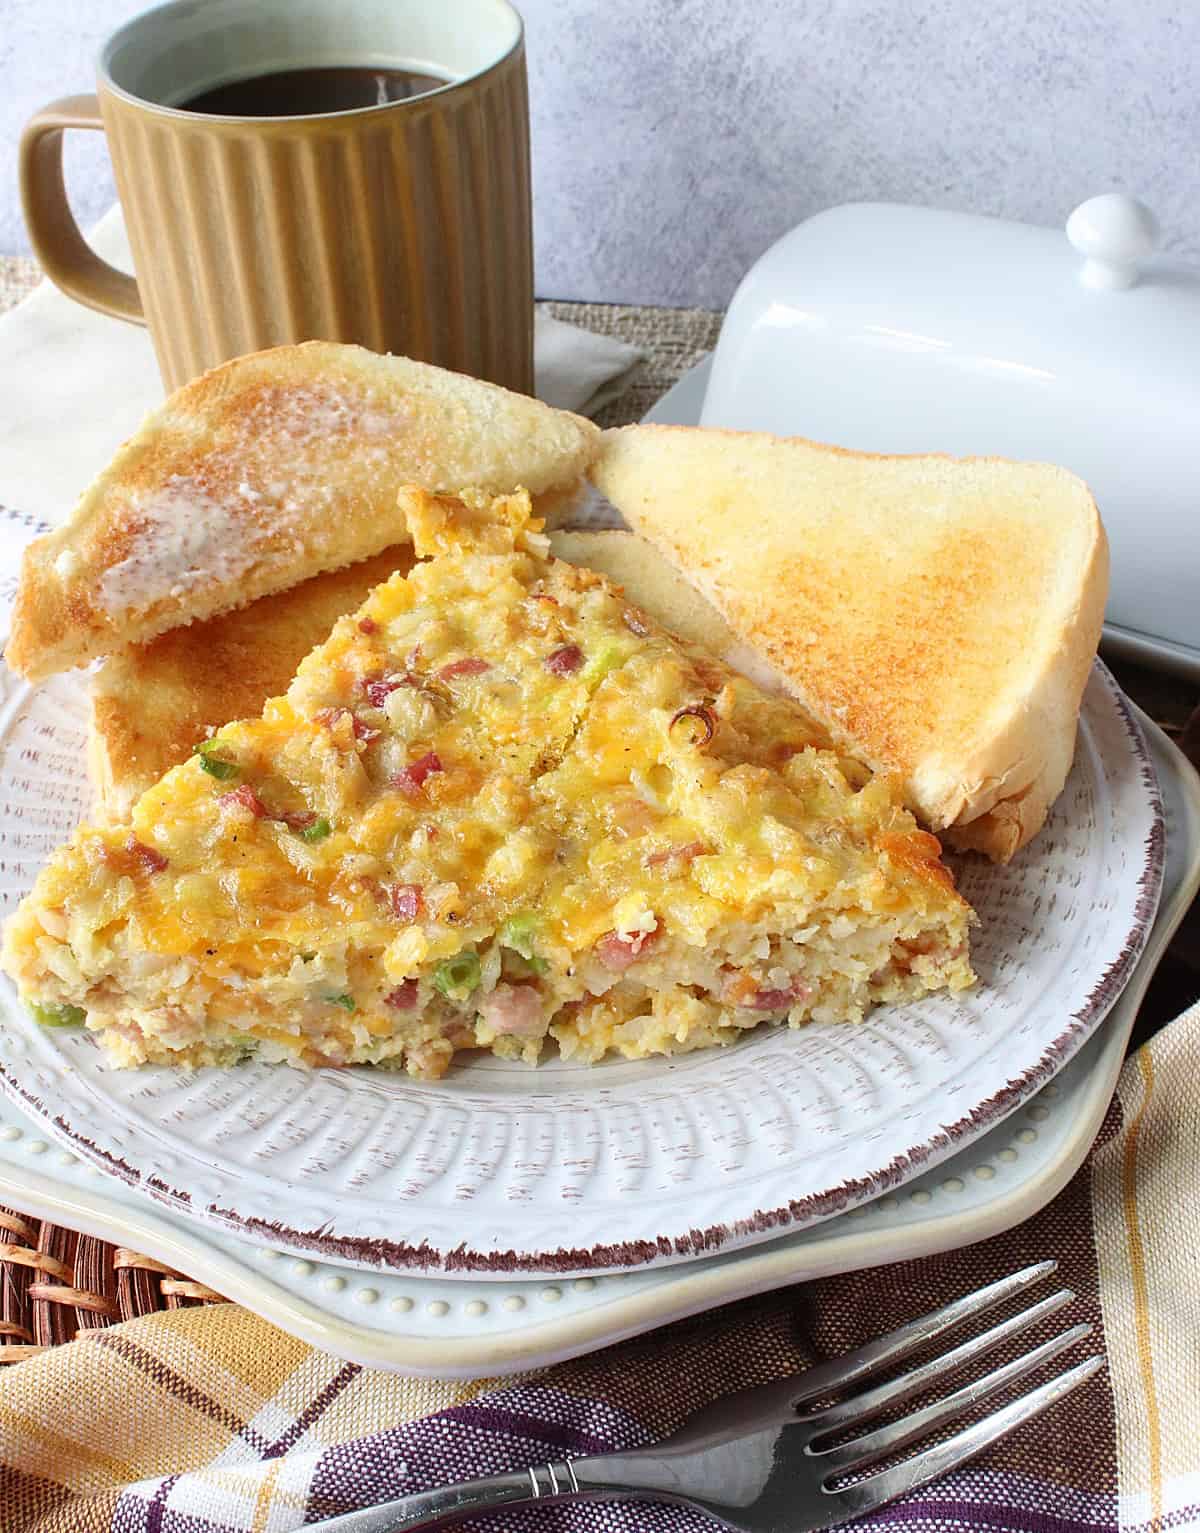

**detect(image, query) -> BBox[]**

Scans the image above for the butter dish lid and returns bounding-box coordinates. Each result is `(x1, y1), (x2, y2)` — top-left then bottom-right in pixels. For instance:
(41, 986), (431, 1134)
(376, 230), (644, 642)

(701, 197), (1200, 658)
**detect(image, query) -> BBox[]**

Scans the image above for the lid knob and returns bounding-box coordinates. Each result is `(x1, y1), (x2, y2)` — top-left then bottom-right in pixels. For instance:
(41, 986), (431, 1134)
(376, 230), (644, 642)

(1066, 194), (1160, 290)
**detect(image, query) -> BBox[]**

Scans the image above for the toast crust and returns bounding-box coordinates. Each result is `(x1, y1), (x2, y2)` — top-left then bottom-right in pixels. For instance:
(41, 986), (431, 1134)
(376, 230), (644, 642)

(9, 342), (598, 682)
(89, 548), (412, 821)
(591, 425), (1109, 861)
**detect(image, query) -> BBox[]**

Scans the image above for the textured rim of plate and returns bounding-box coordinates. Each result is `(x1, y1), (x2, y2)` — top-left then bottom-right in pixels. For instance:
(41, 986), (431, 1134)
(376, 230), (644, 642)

(0, 657), (1165, 1275)
(0, 708), (1192, 1376)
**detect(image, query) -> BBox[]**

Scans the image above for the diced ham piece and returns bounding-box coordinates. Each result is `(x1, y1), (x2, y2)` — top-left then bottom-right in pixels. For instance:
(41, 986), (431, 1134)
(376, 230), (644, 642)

(358, 617), (378, 634)
(609, 794), (659, 839)
(363, 673), (409, 708)
(276, 809), (316, 832)
(545, 644), (583, 676)
(436, 657), (490, 681)
(595, 926), (659, 971)
(480, 983), (545, 1037)
(746, 988), (795, 1012)
(384, 979), (419, 1010)
(722, 976), (815, 1011)
(219, 784), (268, 818)
(392, 752), (444, 797)
(388, 883), (424, 922)
(645, 840), (708, 871)
(315, 706), (380, 746)
(126, 835), (167, 874)
(100, 836), (165, 879)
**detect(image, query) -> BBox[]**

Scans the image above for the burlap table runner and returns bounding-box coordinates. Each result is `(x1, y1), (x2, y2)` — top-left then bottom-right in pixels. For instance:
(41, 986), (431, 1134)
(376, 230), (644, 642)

(0, 254), (1198, 1533)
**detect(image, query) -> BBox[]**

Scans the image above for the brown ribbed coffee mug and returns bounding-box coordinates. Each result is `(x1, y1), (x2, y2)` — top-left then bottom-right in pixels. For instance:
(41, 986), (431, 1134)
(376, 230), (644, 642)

(19, 0), (532, 395)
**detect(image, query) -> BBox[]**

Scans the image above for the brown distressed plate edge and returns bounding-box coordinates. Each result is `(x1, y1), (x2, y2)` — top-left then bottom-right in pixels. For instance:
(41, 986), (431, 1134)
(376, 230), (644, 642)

(0, 661), (1166, 1276)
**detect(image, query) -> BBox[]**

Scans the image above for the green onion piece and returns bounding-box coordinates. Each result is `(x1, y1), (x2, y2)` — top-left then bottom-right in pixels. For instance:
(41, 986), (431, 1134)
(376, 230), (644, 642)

(581, 641), (627, 689)
(298, 817), (332, 842)
(30, 1001), (85, 1028)
(325, 992), (356, 1012)
(499, 914), (548, 974)
(498, 913), (539, 960)
(299, 951), (316, 963)
(433, 951), (481, 998)
(196, 752), (239, 781)
(507, 950), (549, 978)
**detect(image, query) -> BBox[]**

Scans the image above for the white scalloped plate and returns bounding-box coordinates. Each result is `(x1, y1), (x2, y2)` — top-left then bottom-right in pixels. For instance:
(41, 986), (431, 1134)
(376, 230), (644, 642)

(0, 649), (1164, 1277)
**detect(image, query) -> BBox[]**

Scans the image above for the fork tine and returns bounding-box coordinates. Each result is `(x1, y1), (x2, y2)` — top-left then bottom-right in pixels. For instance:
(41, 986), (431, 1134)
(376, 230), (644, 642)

(814, 1322), (1091, 1476)
(808, 1289), (1075, 1439)
(790, 1261), (1057, 1407)
(831, 1355), (1105, 1517)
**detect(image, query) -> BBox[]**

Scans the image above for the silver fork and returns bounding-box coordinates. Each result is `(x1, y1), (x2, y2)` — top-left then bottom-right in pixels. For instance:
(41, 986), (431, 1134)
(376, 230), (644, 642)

(304, 1261), (1100, 1532)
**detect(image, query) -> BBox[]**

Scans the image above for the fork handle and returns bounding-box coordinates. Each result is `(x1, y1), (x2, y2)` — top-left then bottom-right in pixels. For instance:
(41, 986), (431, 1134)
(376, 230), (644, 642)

(300, 1461), (585, 1531)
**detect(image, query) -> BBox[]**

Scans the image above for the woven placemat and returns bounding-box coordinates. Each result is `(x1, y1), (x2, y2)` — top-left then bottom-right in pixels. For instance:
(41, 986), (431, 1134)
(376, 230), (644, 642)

(0, 1207), (226, 1364)
(539, 298), (721, 427)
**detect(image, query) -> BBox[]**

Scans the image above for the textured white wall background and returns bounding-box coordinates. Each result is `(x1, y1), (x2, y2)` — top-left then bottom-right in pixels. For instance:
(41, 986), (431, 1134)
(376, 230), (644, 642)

(3, 0), (1198, 306)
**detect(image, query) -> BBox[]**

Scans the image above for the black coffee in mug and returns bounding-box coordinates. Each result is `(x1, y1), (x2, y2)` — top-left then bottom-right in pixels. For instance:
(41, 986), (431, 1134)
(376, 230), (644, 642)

(181, 65), (450, 116)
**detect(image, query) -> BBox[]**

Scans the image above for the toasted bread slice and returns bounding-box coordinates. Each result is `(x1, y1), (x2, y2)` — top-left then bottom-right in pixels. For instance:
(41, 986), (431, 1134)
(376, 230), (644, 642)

(7, 489), (972, 1076)
(8, 342), (598, 682)
(590, 426), (1109, 861)
(89, 548), (413, 822)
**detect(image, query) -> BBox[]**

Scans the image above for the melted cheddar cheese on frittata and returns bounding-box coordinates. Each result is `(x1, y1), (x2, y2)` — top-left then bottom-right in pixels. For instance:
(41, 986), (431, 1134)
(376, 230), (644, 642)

(2, 489), (974, 1076)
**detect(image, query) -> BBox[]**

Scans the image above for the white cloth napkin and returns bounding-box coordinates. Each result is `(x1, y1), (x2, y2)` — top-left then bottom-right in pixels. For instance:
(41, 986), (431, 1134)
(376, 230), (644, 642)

(0, 207), (641, 530)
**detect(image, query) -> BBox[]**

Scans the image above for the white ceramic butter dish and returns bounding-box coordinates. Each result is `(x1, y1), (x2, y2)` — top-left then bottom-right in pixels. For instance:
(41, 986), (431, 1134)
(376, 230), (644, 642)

(701, 196), (1200, 677)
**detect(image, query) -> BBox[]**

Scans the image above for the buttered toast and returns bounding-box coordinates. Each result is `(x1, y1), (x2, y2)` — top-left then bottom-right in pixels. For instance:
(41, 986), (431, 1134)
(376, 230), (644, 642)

(8, 343), (598, 682)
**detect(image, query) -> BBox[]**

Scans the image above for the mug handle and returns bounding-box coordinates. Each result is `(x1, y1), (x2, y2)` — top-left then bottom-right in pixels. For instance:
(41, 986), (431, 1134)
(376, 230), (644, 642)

(19, 94), (144, 325)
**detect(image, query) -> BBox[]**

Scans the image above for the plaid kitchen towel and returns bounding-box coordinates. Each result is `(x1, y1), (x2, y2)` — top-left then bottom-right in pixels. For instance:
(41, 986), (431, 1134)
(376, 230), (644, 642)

(0, 1000), (1197, 1532)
